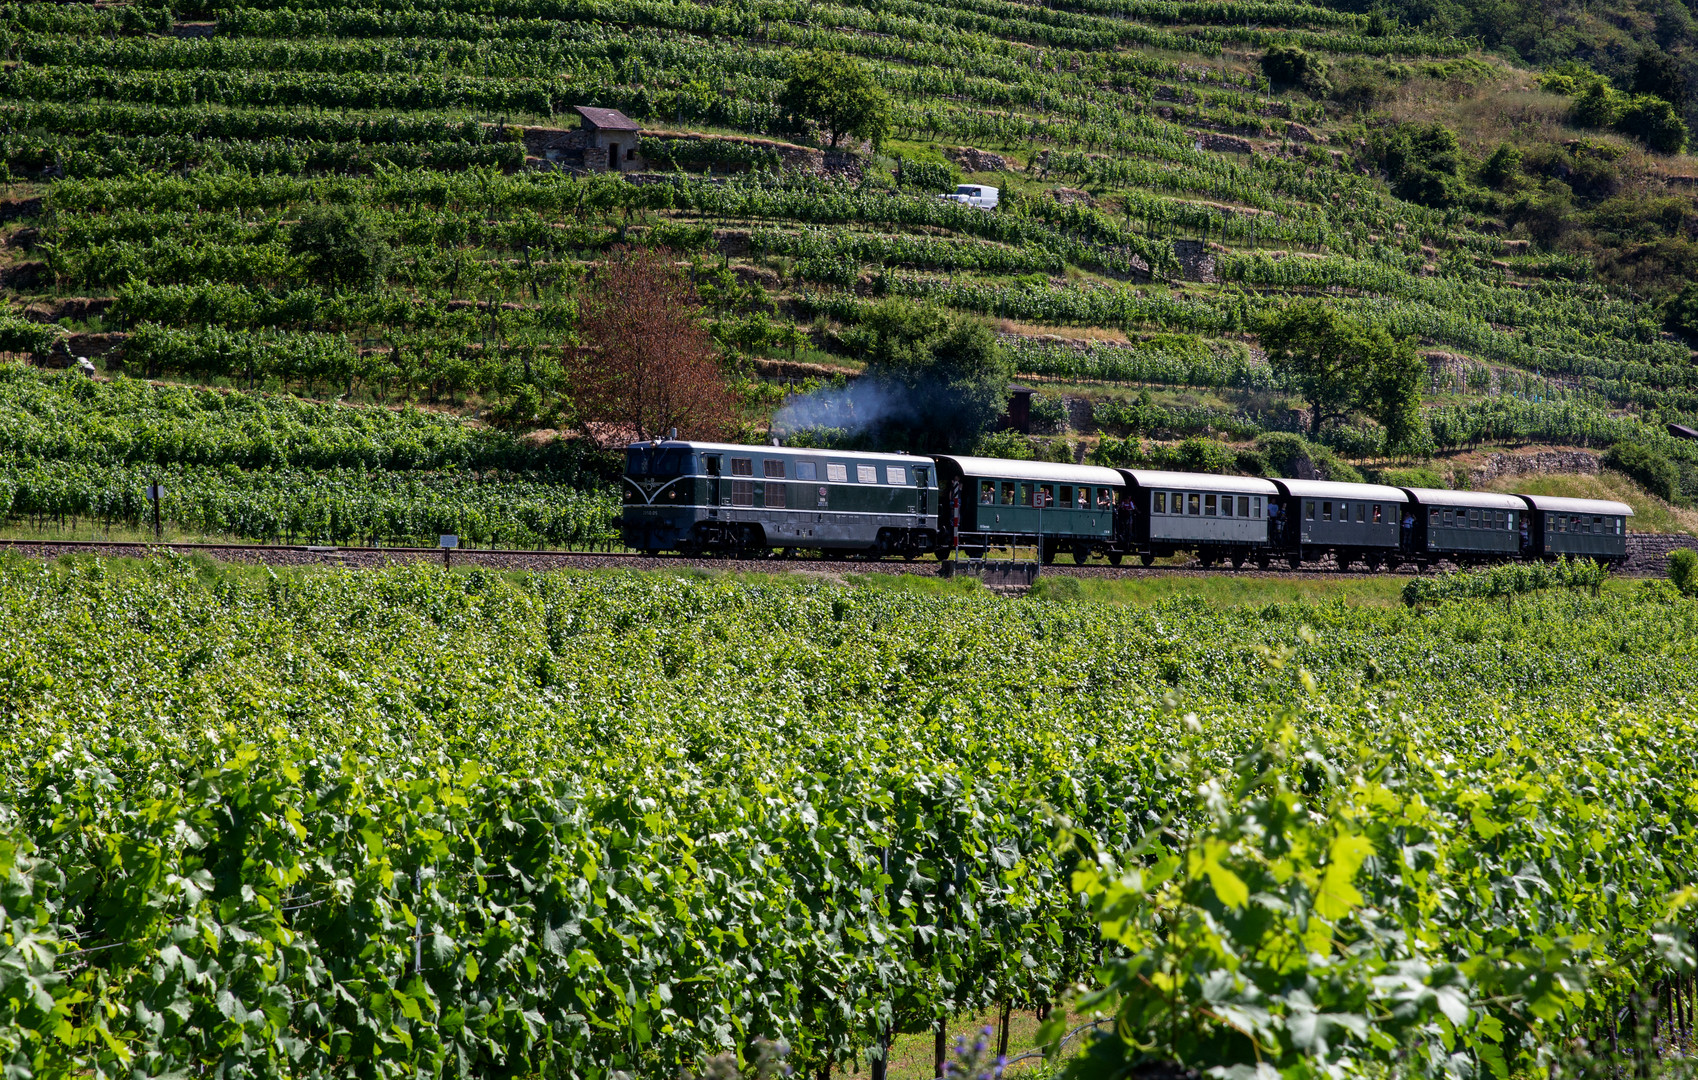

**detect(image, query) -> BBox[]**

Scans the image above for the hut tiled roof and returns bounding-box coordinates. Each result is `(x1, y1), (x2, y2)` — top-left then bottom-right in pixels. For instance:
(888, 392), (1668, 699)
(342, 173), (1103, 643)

(574, 106), (640, 131)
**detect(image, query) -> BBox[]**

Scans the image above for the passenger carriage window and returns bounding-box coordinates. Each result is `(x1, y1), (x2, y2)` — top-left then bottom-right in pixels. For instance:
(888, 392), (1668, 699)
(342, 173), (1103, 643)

(1019, 483), (1033, 507)
(1239, 496), (1250, 517)
(1098, 488), (1114, 510)
(797, 461), (817, 481)
(857, 465), (878, 484)
(979, 481), (994, 504)
(1430, 509), (1440, 526)
(1153, 492), (1167, 514)
(767, 483), (786, 508)
(886, 466), (906, 485)
(1077, 487), (1090, 509)
(1570, 515), (1581, 532)
(1038, 484), (1054, 507)
(1442, 510), (1453, 526)
(1170, 491), (1182, 511)
(1204, 494), (1217, 517)
(764, 460), (785, 479)
(1356, 503), (1366, 522)
(1221, 495), (1234, 517)
(1253, 497), (1262, 518)
(1305, 501), (1316, 520)
(1001, 482), (1015, 505)
(1060, 486), (1073, 507)
(827, 463), (848, 482)
(732, 458), (753, 476)
(1188, 493), (1201, 515)
(1373, 504), (1383, 523)
(1593, 516), (1604, 532)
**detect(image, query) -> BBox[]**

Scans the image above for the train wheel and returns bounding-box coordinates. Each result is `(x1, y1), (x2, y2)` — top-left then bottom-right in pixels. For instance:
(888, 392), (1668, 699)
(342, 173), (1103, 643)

(1139, 551), (1155, 567)
(1071, 545), (1089, 565)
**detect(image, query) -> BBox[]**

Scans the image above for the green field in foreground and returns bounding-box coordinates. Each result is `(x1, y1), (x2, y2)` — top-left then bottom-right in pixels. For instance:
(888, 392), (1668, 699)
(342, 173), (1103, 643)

(2, 557), (1695, 1080)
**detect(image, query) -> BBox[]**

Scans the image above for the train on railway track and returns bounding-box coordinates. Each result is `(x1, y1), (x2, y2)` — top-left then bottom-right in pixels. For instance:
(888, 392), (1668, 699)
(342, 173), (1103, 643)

(620, 439), (1634, 569)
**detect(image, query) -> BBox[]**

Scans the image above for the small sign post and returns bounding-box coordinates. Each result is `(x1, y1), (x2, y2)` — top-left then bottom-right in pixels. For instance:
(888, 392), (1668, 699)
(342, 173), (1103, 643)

(146, 481), (165, 541)
(439, 534), (458, 568)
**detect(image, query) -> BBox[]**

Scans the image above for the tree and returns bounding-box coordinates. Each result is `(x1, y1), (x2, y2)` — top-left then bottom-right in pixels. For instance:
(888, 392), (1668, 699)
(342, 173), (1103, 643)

(1633, 48), (1687, 108)
(289, 205), (391, 290)
(779, 51), (890, 149)
(565, 245), (738, 442)
(1477, 142), (1523, 190)
(1256, 301), (1423, 449)
(854, 298), (1012, 452)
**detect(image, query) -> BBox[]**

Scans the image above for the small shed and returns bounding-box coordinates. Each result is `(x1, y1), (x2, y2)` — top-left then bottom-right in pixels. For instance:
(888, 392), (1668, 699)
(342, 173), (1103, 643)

(574, 106), (643, 172)
(998, 385), (1035, 434)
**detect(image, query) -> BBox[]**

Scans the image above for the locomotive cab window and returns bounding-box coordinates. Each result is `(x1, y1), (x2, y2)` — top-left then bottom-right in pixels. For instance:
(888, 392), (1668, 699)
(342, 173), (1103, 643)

(796, 461), (817, 481)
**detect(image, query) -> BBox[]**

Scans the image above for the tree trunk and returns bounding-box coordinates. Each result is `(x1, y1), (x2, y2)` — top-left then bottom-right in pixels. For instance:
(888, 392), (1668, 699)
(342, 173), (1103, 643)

(998, 1000), (1012, 1061)
(934, 1019), (947, 1078)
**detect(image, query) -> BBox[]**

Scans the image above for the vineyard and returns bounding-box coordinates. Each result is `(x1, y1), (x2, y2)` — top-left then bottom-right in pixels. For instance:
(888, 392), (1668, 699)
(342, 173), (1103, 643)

(3, 563), (1696, 1077)
(0, 0), (1696, 538)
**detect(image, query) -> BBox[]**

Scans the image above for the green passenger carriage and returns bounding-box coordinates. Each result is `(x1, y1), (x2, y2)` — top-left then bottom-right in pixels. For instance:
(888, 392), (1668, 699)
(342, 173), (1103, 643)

(1517, 495), (1632, 564)
(934, 456), (1125, 563)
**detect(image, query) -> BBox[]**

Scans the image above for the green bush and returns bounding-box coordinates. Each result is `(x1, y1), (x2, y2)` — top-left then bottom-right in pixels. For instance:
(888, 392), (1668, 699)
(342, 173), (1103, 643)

(894, 157), (960, 192)
(1603, 441), (1681, 503)
(1616, 94), (1688, 153)
(1260, 45), (1331, 96)
(289, 205), (391, 290)
(1028, 393), (1069, 435)
(1255, 432), (1364, 483)
(1670, 547), (1698, 597)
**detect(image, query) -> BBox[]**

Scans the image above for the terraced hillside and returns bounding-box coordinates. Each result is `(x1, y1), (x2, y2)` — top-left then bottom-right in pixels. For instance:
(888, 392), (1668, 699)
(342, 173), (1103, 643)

(3, 0), (1698, 535)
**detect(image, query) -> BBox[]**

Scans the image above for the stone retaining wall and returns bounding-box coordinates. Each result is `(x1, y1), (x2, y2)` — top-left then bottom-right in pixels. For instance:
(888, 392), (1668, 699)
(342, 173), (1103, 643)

(1625, 532), (1698, 575)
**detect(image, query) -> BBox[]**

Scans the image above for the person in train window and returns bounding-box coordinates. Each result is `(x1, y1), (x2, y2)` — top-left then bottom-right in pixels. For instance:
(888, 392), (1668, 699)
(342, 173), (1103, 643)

(1372, 504), (1382, 523)
(1001, 482), (1015, 505)
(1076, 486), (1090, 509)
(1098, 488), (1114, 510)
(1188, 493), (1200, 515)
(980, 481), (995, 504)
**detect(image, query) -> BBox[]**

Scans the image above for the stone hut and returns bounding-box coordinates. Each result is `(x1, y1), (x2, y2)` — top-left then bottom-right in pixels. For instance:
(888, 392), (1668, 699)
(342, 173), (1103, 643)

(525, 107), (647, 172)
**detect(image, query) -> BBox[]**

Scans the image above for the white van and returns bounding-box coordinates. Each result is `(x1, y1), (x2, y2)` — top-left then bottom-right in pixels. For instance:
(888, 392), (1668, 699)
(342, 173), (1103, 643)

(938, 184), (999, 209)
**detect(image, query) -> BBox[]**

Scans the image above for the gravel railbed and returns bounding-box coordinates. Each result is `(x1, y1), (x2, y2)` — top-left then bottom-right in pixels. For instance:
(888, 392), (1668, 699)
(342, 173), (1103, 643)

(1, 540), (1653, 580)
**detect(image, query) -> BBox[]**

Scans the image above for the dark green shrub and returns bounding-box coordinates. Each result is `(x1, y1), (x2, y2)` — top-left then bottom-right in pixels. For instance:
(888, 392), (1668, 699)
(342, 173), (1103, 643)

(1261, 46), (1332, 96)
(1603, 441), (1681, 502)
(1669, 547), (1698, 597)
(1616, 95), (1688, 153)
(289, 206), (391, 290)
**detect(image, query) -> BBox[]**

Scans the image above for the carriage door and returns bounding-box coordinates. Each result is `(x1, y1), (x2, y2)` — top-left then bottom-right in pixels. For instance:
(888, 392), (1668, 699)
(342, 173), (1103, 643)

(704, 454), (723, 515)
(914, 467), (931, 521)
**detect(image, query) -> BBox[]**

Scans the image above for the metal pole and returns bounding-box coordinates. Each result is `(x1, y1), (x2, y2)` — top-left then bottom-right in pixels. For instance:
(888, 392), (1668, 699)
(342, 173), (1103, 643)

(151, 478), (161, 541)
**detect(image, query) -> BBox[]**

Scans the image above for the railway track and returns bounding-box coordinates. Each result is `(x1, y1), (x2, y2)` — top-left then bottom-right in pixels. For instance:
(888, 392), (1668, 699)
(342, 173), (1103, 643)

(0, 537), (1604, 579)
